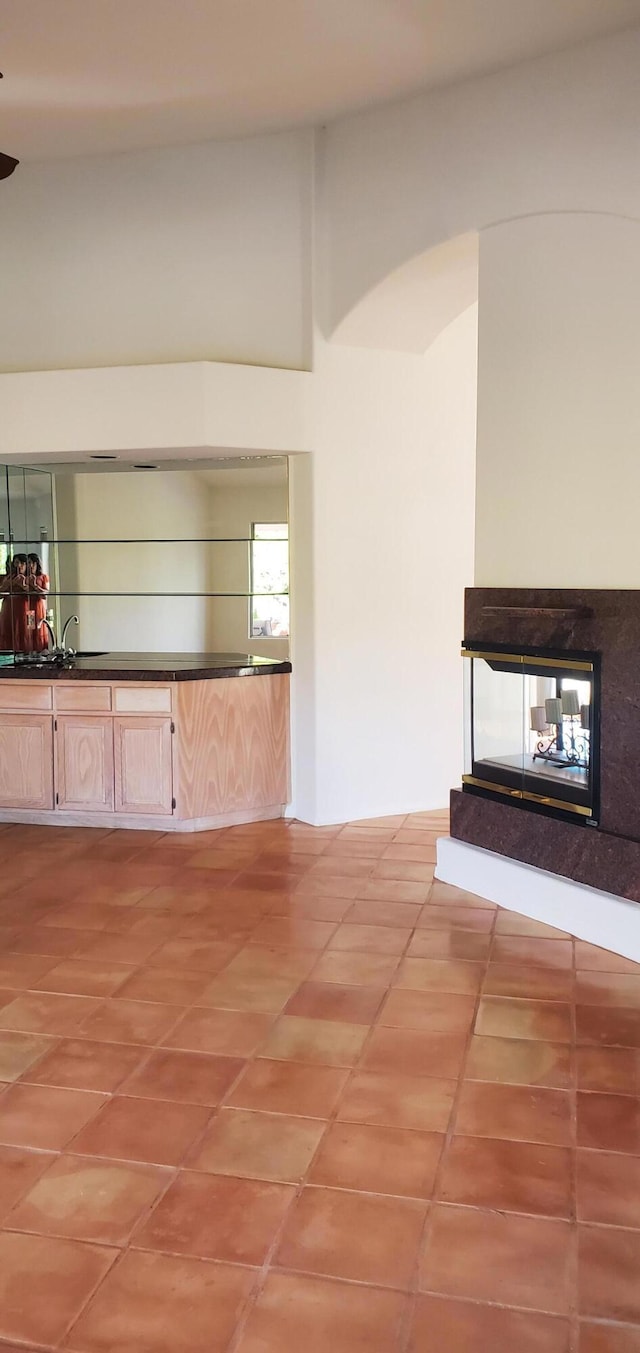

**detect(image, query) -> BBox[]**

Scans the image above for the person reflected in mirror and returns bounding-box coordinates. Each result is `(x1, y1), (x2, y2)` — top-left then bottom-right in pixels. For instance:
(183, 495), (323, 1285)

(0, 554), (29, 652)
(0, 552), (50, 654)
(27, 553), (51, 651)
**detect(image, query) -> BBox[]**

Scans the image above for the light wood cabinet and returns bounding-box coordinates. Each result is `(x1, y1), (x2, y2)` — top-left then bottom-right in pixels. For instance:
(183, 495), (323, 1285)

(55, 715), (115, 812)
(0, 713), (54, 809)
(0, 674), (289, 830)
(114, 716), (173, 816)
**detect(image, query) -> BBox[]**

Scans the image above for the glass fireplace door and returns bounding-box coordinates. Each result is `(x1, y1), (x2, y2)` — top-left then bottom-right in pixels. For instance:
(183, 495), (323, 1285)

(463, 649), (597, 819)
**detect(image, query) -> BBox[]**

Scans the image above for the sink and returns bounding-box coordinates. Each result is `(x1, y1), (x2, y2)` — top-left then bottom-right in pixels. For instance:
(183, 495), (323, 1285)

(12, 650), (108, 667)
(13, 653), (60, 667)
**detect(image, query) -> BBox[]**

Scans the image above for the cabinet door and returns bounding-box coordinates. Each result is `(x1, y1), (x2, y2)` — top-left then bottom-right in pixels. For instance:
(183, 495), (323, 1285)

(56, 715), (114, 812)
(0, 713), (54, 809)
(114, 717), (173, 815)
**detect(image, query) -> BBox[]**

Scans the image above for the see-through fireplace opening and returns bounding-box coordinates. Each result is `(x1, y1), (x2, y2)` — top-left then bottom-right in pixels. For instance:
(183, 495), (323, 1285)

(462, 645), (600, 823)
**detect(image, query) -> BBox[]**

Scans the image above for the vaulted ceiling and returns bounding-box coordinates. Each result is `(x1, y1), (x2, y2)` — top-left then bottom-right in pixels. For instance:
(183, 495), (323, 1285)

(3, 0), (640, 160)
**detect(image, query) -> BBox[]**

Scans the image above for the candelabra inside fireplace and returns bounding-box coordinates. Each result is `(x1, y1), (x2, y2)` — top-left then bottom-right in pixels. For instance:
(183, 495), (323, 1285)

(462, 646), (599, 821)
(531, 688), (590, 770)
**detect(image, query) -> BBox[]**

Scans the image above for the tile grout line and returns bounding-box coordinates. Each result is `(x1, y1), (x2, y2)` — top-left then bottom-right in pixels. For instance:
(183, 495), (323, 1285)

(36, 837), (286, 1352)
(568, 932), (580, 1353)
(395, 888), (500, 1352)
(218, 851), (412, 1350)
(221, 826), (434, 1352)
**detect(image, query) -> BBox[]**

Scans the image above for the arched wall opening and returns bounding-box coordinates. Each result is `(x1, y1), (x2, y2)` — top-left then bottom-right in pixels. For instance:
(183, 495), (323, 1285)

(301, 24), (640, 822)
(290, 234), (479, 824)
(292, 202), (640, 823)
(320, 27), (640, 340)
(330, 233), (478, 354)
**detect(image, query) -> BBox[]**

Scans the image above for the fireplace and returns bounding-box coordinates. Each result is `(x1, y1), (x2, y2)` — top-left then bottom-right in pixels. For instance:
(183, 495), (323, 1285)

(450, 589), (640, 904)
(462, 645), (599, 821)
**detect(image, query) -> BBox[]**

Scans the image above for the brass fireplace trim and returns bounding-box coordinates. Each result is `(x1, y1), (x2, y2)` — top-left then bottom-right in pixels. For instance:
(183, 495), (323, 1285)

(462, 774), (592, 817)
(461, 649), (594, 673)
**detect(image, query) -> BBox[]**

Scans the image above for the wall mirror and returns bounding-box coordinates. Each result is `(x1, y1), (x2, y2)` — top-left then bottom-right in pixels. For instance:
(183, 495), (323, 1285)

(0, 456), (289, 662)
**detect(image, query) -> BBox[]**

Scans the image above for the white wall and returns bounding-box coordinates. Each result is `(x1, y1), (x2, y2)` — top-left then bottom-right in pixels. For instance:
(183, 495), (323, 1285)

(320, 26), (640, 335)
(60, 471), (210, 652)
(475, 213), (640, 586)
(206, 477), (290, 661)
(0, 132), (312, 373)
(295, 305), (477, 824)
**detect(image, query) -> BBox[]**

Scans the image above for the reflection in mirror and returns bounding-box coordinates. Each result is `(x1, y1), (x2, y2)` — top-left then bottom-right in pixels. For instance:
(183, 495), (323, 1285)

(0, 466), (56, 660)
(50, 457), (289, 659)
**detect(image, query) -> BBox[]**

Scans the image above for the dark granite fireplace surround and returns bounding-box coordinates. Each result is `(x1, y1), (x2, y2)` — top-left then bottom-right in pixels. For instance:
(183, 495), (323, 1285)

(452, 589), (640, 903)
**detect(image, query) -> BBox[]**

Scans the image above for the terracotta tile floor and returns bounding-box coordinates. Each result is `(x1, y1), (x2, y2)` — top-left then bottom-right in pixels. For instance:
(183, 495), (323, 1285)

(0, 811), (638, 1350)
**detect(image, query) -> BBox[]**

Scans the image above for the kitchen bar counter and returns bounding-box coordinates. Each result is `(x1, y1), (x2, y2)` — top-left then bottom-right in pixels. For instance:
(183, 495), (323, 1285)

(0, 657), (290, 831)
(0, 652), (292, 681)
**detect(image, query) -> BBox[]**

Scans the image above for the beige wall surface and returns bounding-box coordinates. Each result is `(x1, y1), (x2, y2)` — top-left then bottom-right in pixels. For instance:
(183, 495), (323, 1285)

(474, 213), (640, 587)
(59, 471), (210, 653)
(0, 131), (313, 373)
(206, 479), (289, 662)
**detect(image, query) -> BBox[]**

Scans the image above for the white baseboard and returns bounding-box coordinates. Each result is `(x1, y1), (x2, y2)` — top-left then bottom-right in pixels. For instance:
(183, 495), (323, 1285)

(0, 804), (285, 834)
(436, 836), (640, 963)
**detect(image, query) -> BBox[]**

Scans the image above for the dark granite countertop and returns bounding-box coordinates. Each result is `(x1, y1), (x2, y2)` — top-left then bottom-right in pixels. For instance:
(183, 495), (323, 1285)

(0, 653), (292, 682)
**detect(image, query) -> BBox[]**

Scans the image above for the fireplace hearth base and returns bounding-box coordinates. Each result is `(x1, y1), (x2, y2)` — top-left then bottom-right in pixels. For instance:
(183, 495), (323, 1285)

(451, 788), (640, 905)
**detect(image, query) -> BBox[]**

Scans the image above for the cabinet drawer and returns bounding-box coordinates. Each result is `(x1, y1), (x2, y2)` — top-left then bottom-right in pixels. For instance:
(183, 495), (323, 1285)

(113, 686), (173, 714)
(55, 684), (112, 713)
(0, 682), (53, 711)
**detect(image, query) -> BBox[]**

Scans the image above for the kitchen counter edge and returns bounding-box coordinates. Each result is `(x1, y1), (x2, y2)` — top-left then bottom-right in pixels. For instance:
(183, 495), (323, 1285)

(0, 654), (292, 683)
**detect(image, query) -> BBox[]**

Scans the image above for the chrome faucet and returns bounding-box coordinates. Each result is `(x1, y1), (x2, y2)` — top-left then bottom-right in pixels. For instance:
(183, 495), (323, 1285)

(61, 615), (79, 656)
(32, 614), (78, 663)
(39, 618), (56, 651)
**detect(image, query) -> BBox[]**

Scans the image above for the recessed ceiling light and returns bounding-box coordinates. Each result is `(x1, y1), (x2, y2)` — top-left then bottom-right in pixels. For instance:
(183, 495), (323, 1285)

(90, 454), (118, 461)
(133, 463), (158, 470)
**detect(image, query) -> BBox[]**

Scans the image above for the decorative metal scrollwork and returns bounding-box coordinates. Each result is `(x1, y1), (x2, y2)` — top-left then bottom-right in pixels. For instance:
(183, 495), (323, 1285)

(534, 716), (589, 769)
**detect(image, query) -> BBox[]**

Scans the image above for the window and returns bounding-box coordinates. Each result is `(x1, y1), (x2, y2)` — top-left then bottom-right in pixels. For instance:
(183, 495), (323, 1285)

(250, 523), (289, 639)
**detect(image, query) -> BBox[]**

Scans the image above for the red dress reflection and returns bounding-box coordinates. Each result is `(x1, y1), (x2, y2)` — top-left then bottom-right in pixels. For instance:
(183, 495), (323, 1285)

(0, 555), (50, 654)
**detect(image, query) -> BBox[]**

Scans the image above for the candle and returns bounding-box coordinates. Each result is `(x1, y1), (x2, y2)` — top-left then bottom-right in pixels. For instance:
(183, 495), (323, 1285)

(561, 689), (580, 716)
(545, 697), (563, 724)
(530, 705), (548, 733)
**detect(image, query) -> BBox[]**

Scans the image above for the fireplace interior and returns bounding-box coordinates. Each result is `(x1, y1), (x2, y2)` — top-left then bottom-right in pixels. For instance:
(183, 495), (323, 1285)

(462, 646), (599, 821)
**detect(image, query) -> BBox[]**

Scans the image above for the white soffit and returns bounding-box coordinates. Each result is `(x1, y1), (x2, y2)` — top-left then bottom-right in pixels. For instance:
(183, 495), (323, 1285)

(0, 362), (313, 461)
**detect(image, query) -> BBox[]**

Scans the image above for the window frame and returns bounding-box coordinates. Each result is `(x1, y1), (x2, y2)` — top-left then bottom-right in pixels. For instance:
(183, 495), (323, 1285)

(248, 521), (289, 641)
